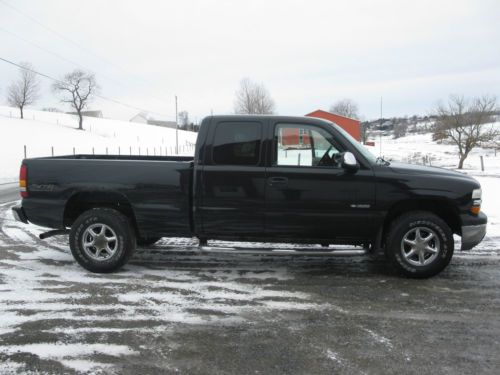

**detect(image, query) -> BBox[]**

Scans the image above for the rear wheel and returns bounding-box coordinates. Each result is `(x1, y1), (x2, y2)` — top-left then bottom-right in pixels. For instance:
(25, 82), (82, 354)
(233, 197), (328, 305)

(69, 208), (136, 273)
(385, 211), (454, 278)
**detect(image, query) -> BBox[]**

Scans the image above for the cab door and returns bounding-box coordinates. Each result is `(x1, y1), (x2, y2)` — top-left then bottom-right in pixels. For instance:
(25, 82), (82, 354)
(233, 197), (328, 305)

(198, 119), (267, 237)
(264, 121), (377, 241)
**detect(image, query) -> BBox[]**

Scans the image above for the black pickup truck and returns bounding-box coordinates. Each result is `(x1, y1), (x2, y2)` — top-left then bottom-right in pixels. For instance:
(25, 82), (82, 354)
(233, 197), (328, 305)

(13, 115), (487, 277)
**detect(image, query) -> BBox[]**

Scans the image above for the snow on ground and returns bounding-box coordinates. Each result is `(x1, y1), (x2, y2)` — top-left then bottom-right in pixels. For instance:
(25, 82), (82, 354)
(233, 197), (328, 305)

(0, 200), (336, 372)
(366, 129), (500, 175)
(0, 106), (198, 183)
(471, 176), (500, 244)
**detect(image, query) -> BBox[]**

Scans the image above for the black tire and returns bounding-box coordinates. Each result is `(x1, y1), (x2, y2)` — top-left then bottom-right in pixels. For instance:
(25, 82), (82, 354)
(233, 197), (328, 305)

(137, 237), (162, 246)
(69, 208), (136, 273)
(385, 211), (454, 278)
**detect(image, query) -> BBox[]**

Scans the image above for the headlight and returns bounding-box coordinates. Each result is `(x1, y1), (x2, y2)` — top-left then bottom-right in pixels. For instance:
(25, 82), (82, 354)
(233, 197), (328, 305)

(472, 188), (482, 199)
(471, 188), (482, 215)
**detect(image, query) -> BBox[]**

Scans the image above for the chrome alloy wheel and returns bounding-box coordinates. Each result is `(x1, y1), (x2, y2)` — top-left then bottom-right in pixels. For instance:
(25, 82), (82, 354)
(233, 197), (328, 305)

(400, 227), (440, 266)
(82, 223), (118, 261)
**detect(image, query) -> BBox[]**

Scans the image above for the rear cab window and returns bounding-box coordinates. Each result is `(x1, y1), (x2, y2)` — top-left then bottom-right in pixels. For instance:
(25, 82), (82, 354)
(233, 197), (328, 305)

(212, 121), (262, 165)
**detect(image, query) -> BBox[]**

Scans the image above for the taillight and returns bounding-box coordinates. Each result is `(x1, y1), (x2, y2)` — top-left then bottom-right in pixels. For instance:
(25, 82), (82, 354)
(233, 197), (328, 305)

(20, 164), (28, 198)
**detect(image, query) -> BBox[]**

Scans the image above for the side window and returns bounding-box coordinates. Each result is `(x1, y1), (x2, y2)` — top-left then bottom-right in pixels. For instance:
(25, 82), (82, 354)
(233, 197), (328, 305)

(213, 121), (262, 165)
(275, 124), (342, 167)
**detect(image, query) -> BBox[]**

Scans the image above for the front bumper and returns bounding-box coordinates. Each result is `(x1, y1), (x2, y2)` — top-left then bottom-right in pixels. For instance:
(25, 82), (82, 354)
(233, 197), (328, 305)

(12, 205), (28, 224)
(461, 212), (487, 250)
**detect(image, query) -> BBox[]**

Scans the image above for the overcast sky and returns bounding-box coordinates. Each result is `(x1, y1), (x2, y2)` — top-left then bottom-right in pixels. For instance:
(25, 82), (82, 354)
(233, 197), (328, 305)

(0, 0), (499, 122)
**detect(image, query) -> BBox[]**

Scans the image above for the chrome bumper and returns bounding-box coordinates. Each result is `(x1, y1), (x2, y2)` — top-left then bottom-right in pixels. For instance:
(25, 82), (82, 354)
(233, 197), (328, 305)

(461, 224), (487, 250)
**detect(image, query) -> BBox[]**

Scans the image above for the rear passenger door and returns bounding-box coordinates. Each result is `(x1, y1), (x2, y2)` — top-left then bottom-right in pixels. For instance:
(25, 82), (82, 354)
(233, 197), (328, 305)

(199, 119), (267, 237)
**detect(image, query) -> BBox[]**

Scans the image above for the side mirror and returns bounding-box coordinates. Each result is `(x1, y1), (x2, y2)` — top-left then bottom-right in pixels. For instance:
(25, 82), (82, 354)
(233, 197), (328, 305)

(341, 152), (359, 171)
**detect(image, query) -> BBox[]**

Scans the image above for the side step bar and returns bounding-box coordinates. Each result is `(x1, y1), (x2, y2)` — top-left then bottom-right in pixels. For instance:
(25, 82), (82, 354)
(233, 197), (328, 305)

(198, 246), (368, 256)
(39, 229), (70, 240)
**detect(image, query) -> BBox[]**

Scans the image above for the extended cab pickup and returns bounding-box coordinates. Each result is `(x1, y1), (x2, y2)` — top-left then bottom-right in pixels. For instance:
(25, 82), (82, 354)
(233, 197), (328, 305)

(12, 115), (487, 277)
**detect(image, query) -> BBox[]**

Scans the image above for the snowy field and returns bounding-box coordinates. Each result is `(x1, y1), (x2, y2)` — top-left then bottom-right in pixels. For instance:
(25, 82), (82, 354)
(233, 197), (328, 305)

(366, 131), (500, 176)
(0, 106), (198, 183)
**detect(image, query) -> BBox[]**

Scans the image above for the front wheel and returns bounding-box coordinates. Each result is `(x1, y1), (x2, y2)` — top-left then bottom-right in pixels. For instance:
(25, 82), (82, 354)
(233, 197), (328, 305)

(69, 208), (136, 273)
(385, 211), (454, 278)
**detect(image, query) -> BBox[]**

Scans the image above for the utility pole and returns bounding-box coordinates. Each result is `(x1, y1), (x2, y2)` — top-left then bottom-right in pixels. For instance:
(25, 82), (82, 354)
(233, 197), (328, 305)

(379, 96), (383, 157)
(175, 95), (178, 154)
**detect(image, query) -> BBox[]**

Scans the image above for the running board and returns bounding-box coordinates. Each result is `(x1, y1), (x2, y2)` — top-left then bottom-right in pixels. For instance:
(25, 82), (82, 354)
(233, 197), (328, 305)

(198, 246), (368, 256)
(39, 229), (70, 240)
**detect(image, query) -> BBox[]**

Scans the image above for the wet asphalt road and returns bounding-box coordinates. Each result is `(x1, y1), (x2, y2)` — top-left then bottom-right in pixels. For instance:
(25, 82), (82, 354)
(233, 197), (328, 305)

(0, 194), (499, 374)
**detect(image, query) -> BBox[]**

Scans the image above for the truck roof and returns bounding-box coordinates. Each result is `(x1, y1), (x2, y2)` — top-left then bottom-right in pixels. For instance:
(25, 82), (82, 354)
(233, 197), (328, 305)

(203, 114), (334, 126)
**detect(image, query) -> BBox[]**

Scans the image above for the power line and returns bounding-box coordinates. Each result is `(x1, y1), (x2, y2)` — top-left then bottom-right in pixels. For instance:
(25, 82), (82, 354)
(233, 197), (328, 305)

(0, 56), (60, 82)
(0, 56), (175, 119)
(0, 26), (172, 111)
(0, 0), (175, 108)
(0, 27), (91, 75)
(0, 0), (124, 73)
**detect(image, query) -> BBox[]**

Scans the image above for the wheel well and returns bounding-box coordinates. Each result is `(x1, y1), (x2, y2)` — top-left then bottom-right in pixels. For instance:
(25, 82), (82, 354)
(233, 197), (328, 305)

(63, 191), (138, 232)
(382, 199), (461, 241)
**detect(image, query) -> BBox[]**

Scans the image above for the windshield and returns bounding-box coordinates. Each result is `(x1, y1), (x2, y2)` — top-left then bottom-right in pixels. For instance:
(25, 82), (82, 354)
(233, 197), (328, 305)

(331, 123), (378, 165)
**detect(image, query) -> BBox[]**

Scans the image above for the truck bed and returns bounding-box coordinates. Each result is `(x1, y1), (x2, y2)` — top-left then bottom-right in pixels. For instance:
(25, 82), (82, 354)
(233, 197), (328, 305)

(22, 155), (194, 237)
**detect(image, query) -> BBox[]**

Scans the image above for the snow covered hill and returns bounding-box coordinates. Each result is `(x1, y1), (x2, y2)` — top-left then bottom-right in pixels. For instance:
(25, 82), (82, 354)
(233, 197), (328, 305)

(366, 130), (500, 175)
(0, 106), (198, 183)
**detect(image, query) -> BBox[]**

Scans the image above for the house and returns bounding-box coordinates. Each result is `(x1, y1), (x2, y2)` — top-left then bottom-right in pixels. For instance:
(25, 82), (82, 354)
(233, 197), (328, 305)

(130, 112), (177, 130)
(130, 112), (150, 124)
(66, 110), (103, 118)
(147, 119), (178, 129)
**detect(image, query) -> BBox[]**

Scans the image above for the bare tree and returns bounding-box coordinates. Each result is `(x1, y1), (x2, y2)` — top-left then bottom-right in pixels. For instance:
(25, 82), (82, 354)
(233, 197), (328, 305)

(359, 122), (370, 143)
(178, 110), (189, 130)
(52, 70), (99, 130)
(7, 62), (40, 119)
(434, 95), (498, 169)
(234, 78), (275, 114)
(329, 98), (359, 119)
(393, 120), (408, 139)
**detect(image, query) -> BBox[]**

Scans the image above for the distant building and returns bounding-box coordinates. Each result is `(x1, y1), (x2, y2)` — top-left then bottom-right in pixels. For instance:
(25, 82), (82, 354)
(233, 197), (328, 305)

(147, 119), (177, 129)
(306, 110), (361, 141)
(130, 112), (177, 130)
(66, 110), (103, 118)
(279, 110), (361, 148)
(130, 112), (149, 124)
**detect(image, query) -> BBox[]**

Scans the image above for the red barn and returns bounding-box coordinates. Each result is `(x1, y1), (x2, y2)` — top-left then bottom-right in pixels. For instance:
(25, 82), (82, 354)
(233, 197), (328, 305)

(306, 110), (361, 141)
(279, 110), (362, 148)
(279, 127), (312, 148)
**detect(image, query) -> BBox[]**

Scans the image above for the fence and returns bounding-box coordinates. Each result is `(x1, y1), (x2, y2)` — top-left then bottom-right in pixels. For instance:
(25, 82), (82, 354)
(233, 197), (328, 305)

(22, 143), (196, 159)
(402, 152), (491, 171)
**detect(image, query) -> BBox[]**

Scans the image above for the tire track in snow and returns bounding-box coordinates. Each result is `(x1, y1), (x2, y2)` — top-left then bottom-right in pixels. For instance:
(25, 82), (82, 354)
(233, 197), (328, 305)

(0, 202), (336, 373)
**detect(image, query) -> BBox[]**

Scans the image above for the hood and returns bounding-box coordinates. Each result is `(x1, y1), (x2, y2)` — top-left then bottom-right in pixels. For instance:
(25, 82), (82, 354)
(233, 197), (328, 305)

(388, 162), (474, 179)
